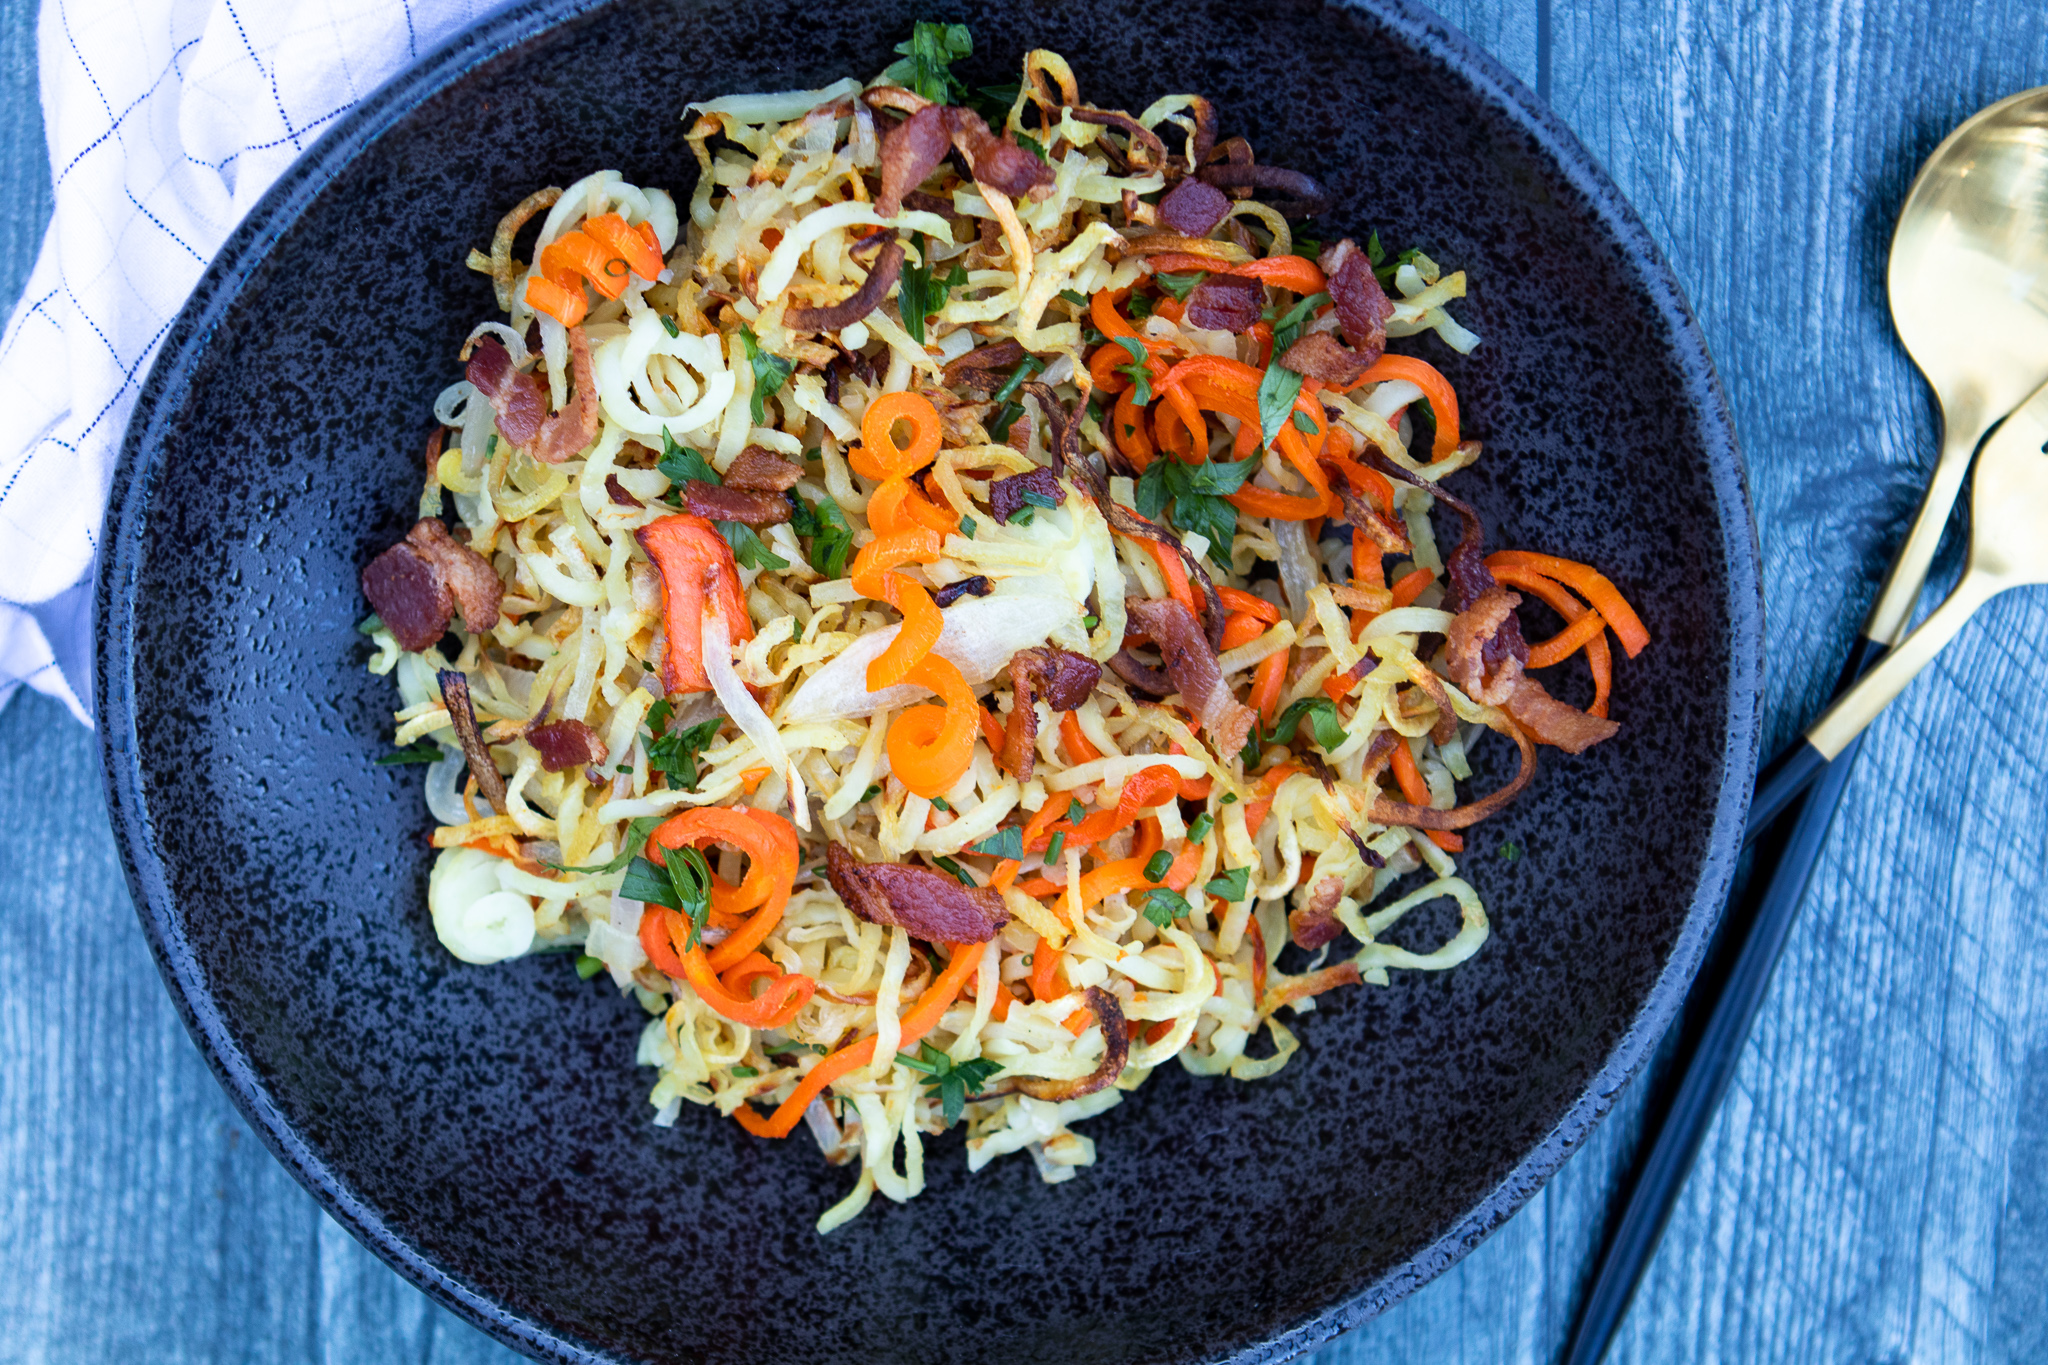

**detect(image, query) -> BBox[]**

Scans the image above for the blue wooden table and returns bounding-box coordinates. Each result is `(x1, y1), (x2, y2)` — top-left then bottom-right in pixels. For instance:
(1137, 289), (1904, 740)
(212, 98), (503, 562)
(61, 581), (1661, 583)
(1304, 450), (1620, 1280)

(5, 1), (2048, 1360)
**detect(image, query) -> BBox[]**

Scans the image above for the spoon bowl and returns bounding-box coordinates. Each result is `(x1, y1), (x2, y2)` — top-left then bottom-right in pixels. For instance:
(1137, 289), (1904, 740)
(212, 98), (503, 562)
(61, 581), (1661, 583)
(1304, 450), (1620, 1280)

(1871, 86), (2048, 644)
(1745, 85), (2048, 838)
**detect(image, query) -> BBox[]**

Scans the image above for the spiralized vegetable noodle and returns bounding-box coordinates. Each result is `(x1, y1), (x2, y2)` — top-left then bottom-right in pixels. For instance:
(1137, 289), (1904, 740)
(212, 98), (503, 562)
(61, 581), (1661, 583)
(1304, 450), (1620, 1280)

(361, 27), (1649, 1234)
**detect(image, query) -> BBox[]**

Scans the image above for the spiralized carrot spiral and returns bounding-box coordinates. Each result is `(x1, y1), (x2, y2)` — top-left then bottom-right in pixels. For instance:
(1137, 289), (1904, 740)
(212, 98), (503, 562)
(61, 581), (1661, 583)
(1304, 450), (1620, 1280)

(844, 394), (977, 797)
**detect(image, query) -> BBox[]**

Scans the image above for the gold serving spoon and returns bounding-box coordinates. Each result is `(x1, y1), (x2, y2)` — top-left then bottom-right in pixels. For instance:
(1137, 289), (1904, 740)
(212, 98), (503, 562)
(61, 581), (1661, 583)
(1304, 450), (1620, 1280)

(1801, 375), (2048, 760)
(1747, 85), (2048, 834)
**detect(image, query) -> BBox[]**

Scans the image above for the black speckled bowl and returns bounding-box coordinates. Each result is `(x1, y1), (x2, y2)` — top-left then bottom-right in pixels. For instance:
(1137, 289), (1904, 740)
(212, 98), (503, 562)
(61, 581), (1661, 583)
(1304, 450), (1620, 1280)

(96, 2), (1761, 1361)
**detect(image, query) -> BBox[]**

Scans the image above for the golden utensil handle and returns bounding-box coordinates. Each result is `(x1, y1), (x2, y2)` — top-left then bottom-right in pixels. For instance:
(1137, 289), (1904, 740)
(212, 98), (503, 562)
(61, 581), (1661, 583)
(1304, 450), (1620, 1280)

(1807, 570), (2005, 760)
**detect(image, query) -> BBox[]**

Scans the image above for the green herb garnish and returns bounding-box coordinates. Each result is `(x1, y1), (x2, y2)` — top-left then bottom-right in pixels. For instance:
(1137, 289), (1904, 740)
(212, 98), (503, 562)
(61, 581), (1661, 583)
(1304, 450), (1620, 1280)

(1044, 830), (1066, 865)
(789, 492), (854, 578)
(738, 325), (793, 426)
(1109, 335), (1154, 406)
(883, 21), (972, 104)
(658, 430), (720, 492)
(1143, 849), (1174, 882)
(932, 856), (975, 886)
(1264, 696), (1348, 751)
(550, 814), (666, 874)
(1254, 290), (1331, 449)
(1187, 813), (1214, 843)
(898, 233), (969, 345)
(1134, 450), (1261, 567)
(644, 700), (726, 793)
(1142, 888), (1192, 928)
(1500, 841), (1523, 863)
(575, 954), (606, 980)
(1154, 271), (1205, 300)
(620, 844), (714, 949)
(718, 520), (790, 571)
(896, 1040), (1004, 1127)
(375, 741), (443, 766)
(1205, 866), (1251, 901)
(973, 826), (1024, 860)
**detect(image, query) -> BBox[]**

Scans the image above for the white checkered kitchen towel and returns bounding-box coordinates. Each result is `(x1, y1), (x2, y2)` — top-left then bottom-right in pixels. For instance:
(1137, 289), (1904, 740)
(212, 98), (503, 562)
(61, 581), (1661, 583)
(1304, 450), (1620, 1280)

(0, 0), (513, 724)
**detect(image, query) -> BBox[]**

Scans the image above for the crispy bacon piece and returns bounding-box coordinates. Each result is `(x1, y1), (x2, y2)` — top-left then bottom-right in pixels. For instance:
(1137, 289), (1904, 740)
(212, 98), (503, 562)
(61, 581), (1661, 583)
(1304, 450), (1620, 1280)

(362, 539), (446, 653)
(1014, 988), (1128, 1100)
(530, 325), (601, 464)
(1276, 240), (1395, 383)
(877, 104), (953, 217)
(989, 466), (1062, 524)
(464, 337), (546, 446)
(1327, 466), (1410, 555)
(902, 190), (958, 218)
(1184, 272), (1264, 332)
(1445, 585), (1527, 706)
(1321, 238), (1395, 355)
(1002, 647), (1101, 779)
(527, 718), (607, 773)
(1504, 676), (1620, 754)
(604, 474), (643, 508)
(1281, 331), (1375, 388)
(412, 520), (504, 635)
(1123, 596), (1257, 756)
(1196, 162), (1328, 218)
(1289, 876), (1346, 951)
(1106, 649), (1172, 696)
(361, 518), (503, 652)
(1262, 962), (1363, 1015)
(948, 108), (1055, 199)
(723, 445), (804, 493)
(681, 481), (791, 527)
(1370, 718), (1539, 831)
(933, 575), (992, 608)
(436, 670), (507, 813)
(825, 843), (1010, 944)
(1362, 447), (1529, 698)
(784, 237), (905, 333)
(1156, 177), (1231, 237)
(1068, 108), (1167, 171)
(1400, 654), (1463, 745)
(943, 338), (1026, 391)
(919, 384), (993, 449)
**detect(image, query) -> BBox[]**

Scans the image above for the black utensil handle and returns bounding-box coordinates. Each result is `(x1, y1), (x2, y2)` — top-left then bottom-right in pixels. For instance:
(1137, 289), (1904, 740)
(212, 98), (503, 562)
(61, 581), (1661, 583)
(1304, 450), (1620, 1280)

(1745, 736), (1828, 842)
(1559, 633), (1890, 1365)
(1560, 735), (1866, 1365)
(1744, 634), (1890, 844)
